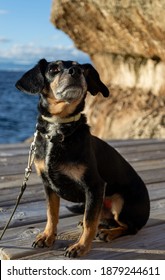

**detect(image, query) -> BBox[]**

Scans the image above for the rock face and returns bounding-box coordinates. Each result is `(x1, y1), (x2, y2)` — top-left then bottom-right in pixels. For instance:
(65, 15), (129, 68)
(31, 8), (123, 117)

(51, 0), (165, 139)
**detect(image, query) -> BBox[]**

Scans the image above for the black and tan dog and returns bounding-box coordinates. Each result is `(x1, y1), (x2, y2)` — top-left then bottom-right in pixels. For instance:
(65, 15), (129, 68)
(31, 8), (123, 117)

(15, 59), (150, 258)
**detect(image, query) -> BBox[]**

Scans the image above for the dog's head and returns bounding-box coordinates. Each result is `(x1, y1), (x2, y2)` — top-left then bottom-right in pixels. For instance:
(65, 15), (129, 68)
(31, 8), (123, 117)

(15, 59), (109, 117)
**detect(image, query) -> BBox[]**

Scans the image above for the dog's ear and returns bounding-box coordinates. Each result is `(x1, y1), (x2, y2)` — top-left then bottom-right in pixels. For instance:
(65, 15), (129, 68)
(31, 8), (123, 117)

(15, 59), (48, 94)
(82, 63), (110, 97)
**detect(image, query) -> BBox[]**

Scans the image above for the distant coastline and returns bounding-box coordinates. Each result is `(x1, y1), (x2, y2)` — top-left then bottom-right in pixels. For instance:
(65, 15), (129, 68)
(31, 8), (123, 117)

(0, 62), (35, 72)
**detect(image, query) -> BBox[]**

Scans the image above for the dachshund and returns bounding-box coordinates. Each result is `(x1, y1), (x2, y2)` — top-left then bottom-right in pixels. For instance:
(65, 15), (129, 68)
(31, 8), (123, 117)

(15, 59), (150, 258)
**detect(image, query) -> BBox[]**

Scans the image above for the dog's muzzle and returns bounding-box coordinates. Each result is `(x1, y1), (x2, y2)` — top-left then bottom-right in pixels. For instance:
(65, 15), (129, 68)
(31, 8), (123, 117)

(53, 66), (87, 102)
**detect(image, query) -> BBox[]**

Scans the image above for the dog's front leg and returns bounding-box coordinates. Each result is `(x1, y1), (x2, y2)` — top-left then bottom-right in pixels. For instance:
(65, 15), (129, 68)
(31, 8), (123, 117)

(65, 182), (104, 258)
(32, 189), (60, 248)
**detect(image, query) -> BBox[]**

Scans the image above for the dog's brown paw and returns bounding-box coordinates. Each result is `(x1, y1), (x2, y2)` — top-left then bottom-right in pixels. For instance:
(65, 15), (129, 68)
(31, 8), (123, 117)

(64, 242), (90, 258)
(96, 229), (114, 242)
(77, 220), (83, 229)
(96, 227), (127, 242)
(32, 232), (56, 248)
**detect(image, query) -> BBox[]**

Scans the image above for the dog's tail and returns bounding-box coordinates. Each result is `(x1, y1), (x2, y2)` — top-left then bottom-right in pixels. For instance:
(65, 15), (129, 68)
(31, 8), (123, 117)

(66, 203), (85, 214)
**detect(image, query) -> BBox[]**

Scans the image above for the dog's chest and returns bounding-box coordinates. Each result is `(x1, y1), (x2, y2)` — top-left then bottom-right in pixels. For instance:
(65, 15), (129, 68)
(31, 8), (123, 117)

(36, 129), (87, 202)
(46, 138), (86, 180)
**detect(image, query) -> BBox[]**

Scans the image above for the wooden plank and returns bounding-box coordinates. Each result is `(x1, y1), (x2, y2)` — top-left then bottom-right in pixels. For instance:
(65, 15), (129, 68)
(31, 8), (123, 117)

(0, 200), (80, 230)
(0, 143), (29, 150)
(131, 158), (165, 171)
(0, 173), (41, 189)
(0, 147), (29, 157)
(0, 162), (28, 176)
(124, 150), (165, 162)
(108, 138), (165, 147)
(147, 182), (165, 201)
(0, 184), (45, 207)
(139, 168), (165, 184)
(0, 154), (27, 166)
(116, 142), (165, 154)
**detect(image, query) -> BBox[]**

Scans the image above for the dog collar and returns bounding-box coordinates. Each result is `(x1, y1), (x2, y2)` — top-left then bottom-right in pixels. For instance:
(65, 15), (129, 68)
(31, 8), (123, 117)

(41, 113), (81, 124)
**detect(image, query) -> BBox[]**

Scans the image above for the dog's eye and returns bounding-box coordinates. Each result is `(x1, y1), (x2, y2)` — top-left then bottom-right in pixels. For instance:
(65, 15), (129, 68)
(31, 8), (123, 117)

(49, 65), (60, 75)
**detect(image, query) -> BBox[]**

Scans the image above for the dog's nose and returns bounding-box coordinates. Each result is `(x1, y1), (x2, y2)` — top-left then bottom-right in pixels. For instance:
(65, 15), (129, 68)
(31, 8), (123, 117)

(68, 66), (82, 78)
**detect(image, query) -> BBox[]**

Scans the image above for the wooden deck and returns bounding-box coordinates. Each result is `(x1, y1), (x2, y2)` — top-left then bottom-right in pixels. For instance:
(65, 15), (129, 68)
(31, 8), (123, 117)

(0, 139), (165, 260)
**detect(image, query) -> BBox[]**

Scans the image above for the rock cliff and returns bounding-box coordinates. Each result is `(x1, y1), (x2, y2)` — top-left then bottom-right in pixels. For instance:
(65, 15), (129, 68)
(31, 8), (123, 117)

(51, 0), (165, 139)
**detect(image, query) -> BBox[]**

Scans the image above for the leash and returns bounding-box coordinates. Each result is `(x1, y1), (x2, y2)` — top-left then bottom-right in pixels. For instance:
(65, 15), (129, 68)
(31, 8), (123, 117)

(0, 130), (38, 241)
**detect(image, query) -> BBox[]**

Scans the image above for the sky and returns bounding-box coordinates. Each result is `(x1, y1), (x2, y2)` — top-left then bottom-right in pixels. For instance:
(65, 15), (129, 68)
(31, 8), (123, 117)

(0, 0), (90, 69)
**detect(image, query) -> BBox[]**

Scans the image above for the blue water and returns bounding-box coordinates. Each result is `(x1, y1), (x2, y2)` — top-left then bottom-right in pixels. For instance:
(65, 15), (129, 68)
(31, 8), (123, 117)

(0, 70), (38, 143)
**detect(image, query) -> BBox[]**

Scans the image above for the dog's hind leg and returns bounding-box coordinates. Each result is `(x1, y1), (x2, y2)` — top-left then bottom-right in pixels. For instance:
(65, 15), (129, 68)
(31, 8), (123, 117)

(97, 194), (128, 242)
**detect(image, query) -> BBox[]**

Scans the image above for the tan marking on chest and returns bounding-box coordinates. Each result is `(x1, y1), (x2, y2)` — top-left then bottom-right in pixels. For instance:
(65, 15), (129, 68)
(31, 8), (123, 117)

(34, 159), (45, 175)
(59, 164), (87, 182)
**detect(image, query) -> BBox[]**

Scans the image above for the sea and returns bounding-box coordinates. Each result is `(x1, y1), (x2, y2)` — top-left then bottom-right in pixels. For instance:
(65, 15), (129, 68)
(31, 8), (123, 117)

(0, 69), (39, 144)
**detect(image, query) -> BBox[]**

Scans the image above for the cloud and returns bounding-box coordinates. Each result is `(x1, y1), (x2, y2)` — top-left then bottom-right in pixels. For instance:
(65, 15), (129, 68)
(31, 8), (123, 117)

(0, 43), (90, 65)
(0, 37), (11, 43)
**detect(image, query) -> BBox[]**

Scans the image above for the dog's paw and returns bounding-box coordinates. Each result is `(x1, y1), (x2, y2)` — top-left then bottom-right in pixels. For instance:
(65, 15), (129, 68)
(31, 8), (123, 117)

(64, 242), (90, 258)
(96, 227), (126, 242)
(77, 220), (83, 229)
(32, 232), (56, 248)
(96, 229), (113, 242)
